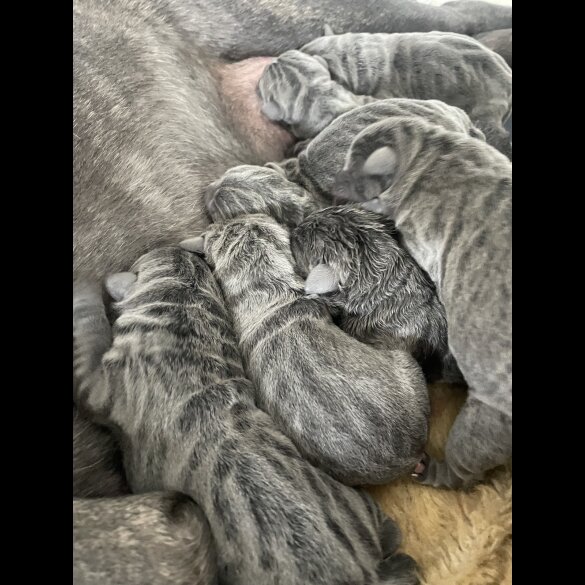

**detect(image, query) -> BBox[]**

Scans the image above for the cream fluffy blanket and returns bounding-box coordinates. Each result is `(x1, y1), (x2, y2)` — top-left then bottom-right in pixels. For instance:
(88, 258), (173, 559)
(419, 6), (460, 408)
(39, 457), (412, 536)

(368, 384), (512, 585)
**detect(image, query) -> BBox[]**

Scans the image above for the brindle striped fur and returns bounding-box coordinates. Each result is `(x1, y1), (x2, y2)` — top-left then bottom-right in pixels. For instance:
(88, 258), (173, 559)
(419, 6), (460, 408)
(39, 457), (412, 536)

(73, 246), (420, 585)
(193, 216), (430, 486)
(334, 116), (511, 488)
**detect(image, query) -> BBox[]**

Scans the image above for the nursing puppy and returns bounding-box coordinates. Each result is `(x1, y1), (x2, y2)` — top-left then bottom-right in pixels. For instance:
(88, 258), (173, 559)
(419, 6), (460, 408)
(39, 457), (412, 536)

(259, 32), (511, 155)
(290, 206), (462, 383)
(332, 116), (511, 489)
(74, 493), (217, 585)
(73, 247), (419, 585)
(204, 164), (326, 228)
(182, 216), (430, 486)
(271, 99), (485, 198)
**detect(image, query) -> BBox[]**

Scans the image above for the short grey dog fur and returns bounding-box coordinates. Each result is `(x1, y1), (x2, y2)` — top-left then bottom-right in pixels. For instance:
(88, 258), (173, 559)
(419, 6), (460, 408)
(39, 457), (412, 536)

(73, 247), (420, 585)
(258, 31), (511, 155)
(272, 99), (486, 199)
(74, 493), (217, 585)
(332, 115), (511, 489)
(290, 205), (462, 383)
(183, 214), (430, 485)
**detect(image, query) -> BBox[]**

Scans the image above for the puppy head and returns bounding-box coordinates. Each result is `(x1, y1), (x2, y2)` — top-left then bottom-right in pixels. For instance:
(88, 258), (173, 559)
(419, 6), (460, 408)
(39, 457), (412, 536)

(204, 164), (317, 228)
(258, 50), (356, 138)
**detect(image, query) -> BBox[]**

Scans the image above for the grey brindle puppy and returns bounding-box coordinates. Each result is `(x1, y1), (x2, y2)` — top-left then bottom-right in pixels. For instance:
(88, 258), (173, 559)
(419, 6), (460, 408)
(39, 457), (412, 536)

(204, 164), (327, 228)
(182, 216), (430, 485)
(74, 493), (217, 585)
(74, 0), (511, 282)
(290, 206), (462, 384)
(258, 32), (511, 155)
(272, 99), (485, 199)
(332, 116), (511, 489)
(73, 247), (420, 585)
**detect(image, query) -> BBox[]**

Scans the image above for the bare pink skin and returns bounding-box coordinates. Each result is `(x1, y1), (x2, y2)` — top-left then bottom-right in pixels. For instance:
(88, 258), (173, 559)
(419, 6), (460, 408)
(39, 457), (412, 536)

(217, 57), (294, 163)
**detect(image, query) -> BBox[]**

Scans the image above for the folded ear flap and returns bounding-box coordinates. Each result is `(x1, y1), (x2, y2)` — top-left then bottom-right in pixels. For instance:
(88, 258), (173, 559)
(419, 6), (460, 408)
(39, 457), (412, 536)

(362, 146), (397, 176)
(305, 264), (339, 295)
(261, 100), (283, 121)
(105, 272), (138, 302)
(179, 236), (206, 255)
(360, 198), (385, 214)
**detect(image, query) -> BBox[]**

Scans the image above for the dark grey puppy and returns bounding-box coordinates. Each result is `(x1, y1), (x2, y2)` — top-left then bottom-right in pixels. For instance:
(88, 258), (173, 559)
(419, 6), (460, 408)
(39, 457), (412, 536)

(332, 115), (511, 489)
(74, 493), (217, 585)
(290, 206), (462, 383)
(258, 31), (511, 154)
(73, 247), (419, 585)
(182, 216), (430, 485)
(272, 99), (485, 199)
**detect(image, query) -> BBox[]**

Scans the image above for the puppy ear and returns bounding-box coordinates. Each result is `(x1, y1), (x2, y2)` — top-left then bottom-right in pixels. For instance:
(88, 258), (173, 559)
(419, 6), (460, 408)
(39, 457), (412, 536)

(105, 272), (138, 302)
(322, 23), (335, 36)
(360, 198), (385, 214)
(261, 100), (283, 121)
(362, 146), (397, 176)
(179, 235), (206, 255)
(305, 264), (339, 295)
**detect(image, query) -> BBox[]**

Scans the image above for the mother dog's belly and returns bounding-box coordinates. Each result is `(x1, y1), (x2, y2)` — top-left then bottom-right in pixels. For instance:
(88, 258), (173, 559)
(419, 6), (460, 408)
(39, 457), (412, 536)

(216, 57), (294, 162)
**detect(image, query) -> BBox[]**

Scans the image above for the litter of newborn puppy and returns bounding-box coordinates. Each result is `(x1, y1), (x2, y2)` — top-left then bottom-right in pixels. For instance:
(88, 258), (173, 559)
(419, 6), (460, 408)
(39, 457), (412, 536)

(184, 211), (430, 486)
(73, 12), (512, 585)
(74, 249), (419, 585)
